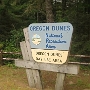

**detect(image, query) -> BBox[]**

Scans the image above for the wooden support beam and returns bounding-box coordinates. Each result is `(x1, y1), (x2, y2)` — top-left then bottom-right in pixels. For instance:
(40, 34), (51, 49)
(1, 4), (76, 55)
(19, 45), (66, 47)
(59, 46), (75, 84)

(55, 73), (65, 90)
(23, 28), (33, 61)
(15, 60), (79, 75)
(20, 41), (42, 90)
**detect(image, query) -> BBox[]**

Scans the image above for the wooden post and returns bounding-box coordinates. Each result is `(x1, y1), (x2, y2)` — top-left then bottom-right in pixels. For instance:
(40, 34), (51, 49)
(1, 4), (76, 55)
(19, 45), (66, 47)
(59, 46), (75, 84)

(23, 28), (43, 89)
(0, 50), (3, 66)
(55, 73), (65, 90)
(20, 41), (42, 90)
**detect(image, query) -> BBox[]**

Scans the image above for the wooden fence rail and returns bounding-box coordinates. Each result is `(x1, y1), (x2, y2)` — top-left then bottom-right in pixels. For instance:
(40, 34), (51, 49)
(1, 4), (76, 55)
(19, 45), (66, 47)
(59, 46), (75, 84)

(0, 50), (21, 65)
(0, 50), (90, 65)
(70, 54), (90, 58)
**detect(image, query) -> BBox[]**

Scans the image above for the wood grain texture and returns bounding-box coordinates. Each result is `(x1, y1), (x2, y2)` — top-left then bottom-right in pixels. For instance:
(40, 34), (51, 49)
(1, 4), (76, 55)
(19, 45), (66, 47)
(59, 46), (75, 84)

(15, 60), (79, 75)
(55, 73), (65, 90)
(23, 28), (33, 61)
(20, 41), (42, 89)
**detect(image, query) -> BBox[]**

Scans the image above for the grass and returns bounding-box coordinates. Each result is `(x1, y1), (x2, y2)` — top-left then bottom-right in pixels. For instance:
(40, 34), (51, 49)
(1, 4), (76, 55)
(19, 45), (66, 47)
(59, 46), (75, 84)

(0, 65), (90, 90)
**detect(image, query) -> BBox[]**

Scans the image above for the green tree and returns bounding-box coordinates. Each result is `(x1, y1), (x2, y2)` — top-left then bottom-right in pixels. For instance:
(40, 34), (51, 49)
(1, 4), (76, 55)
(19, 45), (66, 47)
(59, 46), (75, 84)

(0, 0), (24, 41)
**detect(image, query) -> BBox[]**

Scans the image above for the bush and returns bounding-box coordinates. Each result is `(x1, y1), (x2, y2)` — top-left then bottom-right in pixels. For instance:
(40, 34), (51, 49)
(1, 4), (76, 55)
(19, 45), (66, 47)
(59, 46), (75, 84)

(4, 29), (24, 52)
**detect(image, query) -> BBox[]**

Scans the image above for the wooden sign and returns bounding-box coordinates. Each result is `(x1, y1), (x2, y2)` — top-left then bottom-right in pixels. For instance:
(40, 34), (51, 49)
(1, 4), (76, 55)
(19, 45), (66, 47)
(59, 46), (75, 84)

(28, 22), (73, 64)
(15, 27), (79, 90)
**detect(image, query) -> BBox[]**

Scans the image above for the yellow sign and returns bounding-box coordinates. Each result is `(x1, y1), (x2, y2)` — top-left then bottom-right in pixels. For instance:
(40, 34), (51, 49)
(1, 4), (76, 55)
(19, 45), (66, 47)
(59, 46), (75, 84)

(31, 49), (68, 64)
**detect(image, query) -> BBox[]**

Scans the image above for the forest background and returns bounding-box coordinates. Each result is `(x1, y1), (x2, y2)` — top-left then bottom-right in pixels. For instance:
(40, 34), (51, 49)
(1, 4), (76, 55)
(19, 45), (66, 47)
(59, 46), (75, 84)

(0, 1), (90, 90)
(0, 0), (90, 61)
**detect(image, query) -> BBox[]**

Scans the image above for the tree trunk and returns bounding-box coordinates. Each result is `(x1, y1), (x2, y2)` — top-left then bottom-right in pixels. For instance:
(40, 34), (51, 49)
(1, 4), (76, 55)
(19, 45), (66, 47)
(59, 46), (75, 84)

(62, 0), (66, 18)
(45, 0), (54, 22)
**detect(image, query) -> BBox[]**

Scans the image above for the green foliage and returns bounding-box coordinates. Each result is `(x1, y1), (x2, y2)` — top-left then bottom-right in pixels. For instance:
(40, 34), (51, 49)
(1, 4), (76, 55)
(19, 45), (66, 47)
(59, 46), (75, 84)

(0, 43), (3, 50)
(4, 29), (24, 52)
(60, 0), (90, 55)
(80, 65), (90, 70)
(0, 0), (47, 42)
(4, 60), (18, 69)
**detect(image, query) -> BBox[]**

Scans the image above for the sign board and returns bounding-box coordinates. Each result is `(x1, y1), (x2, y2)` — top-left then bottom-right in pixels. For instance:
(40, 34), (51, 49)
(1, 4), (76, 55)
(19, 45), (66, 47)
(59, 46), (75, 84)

(28, 22), (73, 64)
